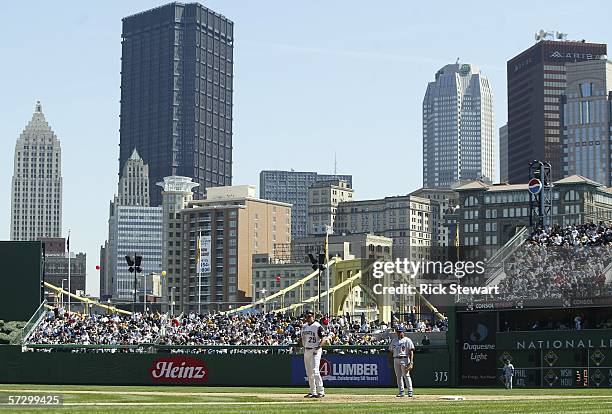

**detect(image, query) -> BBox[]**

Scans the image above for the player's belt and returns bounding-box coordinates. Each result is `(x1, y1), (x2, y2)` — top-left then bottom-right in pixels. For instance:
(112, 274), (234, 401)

(305, 347), (321, 350)
(394, 356), (408, 359)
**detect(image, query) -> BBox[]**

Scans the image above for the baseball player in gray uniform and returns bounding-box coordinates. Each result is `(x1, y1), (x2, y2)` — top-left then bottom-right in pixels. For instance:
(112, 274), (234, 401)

(300, 311), (331, 398)
(503, 359), (515, 389)
(388, 326), (414, 397)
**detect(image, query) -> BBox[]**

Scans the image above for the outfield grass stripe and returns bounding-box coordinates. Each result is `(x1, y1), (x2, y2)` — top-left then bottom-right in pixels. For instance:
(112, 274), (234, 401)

(2, 389), (612, 398)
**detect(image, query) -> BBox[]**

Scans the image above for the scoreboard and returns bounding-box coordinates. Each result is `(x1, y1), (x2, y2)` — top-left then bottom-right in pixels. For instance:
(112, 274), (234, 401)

(498, 349), (612, 388)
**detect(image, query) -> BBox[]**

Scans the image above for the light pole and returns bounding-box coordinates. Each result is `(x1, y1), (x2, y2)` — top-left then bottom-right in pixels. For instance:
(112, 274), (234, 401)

(145, 272), (156, 313)
(60, 278), (67, 309)
(308, 253), (325, 314)
(170, 286), (176, 316)
(318, 267), (321, 314)
(125, 254), (142, 313)
(260, 288), (267, 313)
(160, 270), (167, 313)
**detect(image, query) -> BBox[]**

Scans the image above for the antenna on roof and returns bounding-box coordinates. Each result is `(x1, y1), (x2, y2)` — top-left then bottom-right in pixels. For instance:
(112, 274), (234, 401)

(334, 153), (338, 177)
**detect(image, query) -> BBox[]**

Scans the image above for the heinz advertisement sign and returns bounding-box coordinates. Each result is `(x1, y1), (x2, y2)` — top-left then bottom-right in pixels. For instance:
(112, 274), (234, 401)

(149, 357), (208, 383)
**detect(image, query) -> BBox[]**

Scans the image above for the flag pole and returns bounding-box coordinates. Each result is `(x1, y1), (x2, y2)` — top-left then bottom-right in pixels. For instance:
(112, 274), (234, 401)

(198, 230), (202, 314)
(67, 229), (71, 314)
(325, 225), (331, 315)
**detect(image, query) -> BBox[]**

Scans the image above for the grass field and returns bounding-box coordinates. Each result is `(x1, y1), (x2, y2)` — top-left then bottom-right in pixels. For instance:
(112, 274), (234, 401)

(0, 384), (611, 413)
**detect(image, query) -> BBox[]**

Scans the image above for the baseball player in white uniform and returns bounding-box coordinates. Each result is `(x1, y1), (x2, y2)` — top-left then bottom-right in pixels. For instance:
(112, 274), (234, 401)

(300, 311), (330, 398)
(389, 326), (414, 397)
(503, 359), (515, 389)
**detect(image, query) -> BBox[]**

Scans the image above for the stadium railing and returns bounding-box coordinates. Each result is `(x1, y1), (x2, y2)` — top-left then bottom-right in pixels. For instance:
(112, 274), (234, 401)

(487, 226), (529, 267)
(21, 343), (446, 354)
(12, 301), (48, 345)
(485, 226), (529, 286)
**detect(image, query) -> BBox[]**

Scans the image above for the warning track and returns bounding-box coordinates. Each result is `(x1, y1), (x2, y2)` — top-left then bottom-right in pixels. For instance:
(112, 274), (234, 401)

(1, 389), (612, 404)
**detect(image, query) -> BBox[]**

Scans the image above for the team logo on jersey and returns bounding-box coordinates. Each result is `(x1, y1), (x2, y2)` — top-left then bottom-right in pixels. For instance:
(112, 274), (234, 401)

(149, 357), (208, 383)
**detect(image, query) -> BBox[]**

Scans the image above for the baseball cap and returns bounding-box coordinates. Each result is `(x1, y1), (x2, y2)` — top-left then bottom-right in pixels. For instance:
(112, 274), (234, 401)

(395, 325), (405, 332)
(304, 310), (314, 316)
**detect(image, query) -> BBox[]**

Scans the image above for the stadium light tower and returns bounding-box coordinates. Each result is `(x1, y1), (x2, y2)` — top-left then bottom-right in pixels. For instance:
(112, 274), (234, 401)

(125, 254), (143, 313)
(528, 161), (553, 229)
(308, 252), (327, 314)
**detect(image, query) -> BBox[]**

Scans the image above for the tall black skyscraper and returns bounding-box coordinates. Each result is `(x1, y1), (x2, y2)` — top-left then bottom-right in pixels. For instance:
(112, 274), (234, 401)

(507, 36), (606, 183)
(120, 3), (234, 206)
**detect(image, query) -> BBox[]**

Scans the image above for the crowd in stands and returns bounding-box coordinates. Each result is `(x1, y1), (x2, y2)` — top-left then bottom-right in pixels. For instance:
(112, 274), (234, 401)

(527, 223), (612, 246)
(497, 224), (612, 301)
(391, 310), (448, 333)
(27, 308), (162, 352)
(25, 308), (445, 353)
(500, 306), (612, 332)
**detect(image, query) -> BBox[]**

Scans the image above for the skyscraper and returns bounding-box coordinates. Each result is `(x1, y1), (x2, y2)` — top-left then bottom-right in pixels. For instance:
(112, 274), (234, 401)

(116, 149), (150, 207)
(259, 170), (353, 238)
(120, 3), (234, 206)
(10, 101), (62, 241)
(499, 124), (508, 182)
(102, 150), (162, 301)
(507, 34), (606, 183)
(562, 59), (612, 185)
(422, 63), (495, 188)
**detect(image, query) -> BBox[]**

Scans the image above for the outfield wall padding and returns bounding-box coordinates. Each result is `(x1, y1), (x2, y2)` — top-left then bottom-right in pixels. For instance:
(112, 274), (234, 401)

(0, 346), (450, 387)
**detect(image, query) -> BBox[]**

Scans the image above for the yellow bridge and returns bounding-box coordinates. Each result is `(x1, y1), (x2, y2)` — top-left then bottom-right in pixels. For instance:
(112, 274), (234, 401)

(227, 258), (445, 321)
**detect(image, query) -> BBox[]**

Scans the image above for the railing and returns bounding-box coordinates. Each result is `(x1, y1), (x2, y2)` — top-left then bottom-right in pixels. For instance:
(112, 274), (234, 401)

(488, 226), (529, 268)
(12, 301), (48, 345)
(21, 343), (445, 354)
(44, 281), (132, 315)
(485, 226), (530, 286)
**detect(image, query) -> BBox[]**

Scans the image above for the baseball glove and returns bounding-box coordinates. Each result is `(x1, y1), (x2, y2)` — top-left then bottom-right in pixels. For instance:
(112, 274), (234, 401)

(405, 363), (414, 373)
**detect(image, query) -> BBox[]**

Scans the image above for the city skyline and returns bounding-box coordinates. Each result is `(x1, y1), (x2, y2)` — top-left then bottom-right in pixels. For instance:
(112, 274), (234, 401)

(1, 1), (610, 296)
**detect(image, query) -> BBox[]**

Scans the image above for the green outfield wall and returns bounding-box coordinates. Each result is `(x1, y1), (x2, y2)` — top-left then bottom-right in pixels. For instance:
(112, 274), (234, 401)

(0, 242), (42, 322)
(0, 345), (449, 387)
(458, 311), (612, 387)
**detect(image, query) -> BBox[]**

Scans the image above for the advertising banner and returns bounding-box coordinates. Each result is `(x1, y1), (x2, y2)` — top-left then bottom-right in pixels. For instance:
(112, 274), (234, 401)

(290, 355), (392, 386)
(149, 356), (208, 383)
(199, 235), (211, 274)
(460, 312), (497, 386)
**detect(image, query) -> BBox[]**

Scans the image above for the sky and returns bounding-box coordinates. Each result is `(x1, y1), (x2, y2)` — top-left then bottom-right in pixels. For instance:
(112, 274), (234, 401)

(1, 0), (610, 296)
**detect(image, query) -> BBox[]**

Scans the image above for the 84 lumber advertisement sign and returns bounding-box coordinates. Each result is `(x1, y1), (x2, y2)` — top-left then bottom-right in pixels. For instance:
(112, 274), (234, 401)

(291, 355), (392, 386)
